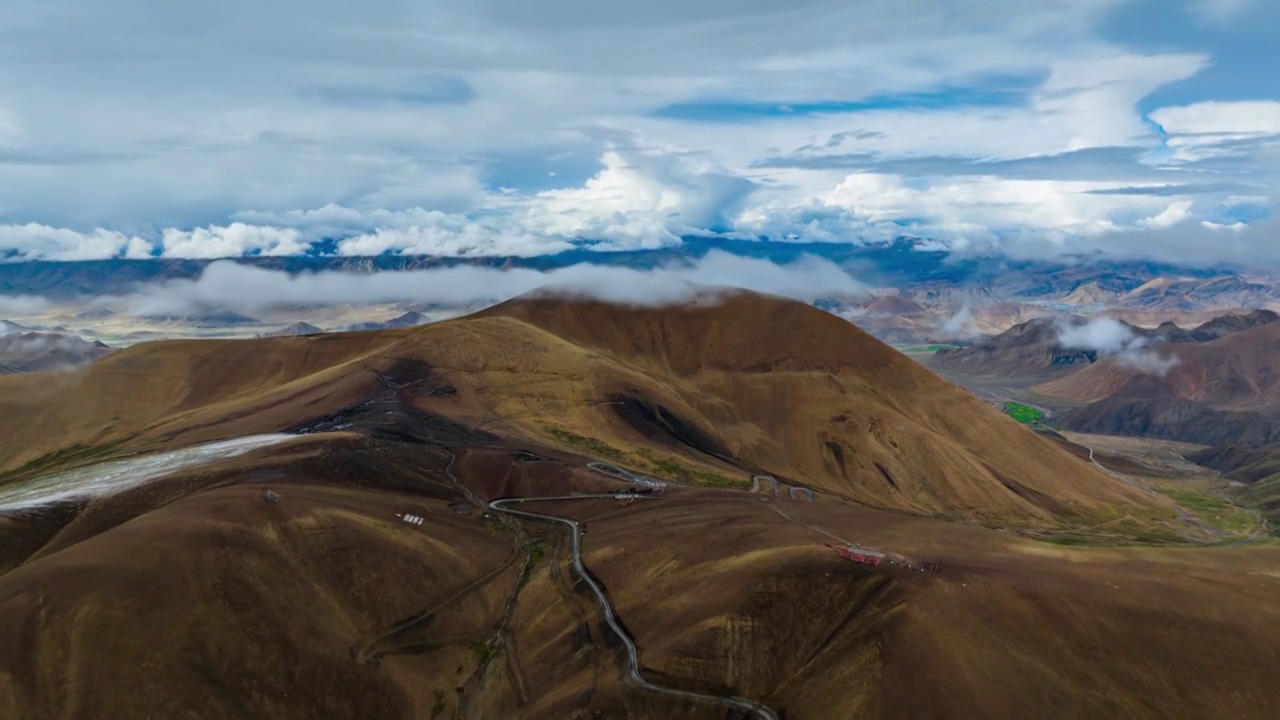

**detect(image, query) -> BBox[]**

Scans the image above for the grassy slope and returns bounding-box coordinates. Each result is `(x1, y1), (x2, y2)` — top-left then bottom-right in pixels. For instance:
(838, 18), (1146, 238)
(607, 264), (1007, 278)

(2, 442), (1278, 720)
(0, 293), (1176, 530)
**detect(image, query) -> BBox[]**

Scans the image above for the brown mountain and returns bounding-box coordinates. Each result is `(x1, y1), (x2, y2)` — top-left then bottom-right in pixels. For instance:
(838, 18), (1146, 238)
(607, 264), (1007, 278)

(929, 317), (1103, 377)
(0, 291), (1162, 526)
(5, 292), (1278, 720)
(1119, 275), (1280, 312)
(933, 308), (1279, 381)
(1036, 320), (1280, 409)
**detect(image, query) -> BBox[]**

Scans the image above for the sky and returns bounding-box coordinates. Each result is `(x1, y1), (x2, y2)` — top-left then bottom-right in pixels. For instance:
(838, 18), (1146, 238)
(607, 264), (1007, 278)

(0, 0), (1278, 264)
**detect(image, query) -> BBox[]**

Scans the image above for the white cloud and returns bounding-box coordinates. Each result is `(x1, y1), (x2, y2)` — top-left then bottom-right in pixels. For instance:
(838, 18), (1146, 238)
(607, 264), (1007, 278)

(336, 213), (569, 257)
(0, 0), (1271, 264)
(1115, 349), (1180, 376)
(1151, 101), (1280, 136)
(159, 223), (309, 259)
(1056, 316), (1180, 376)
(113, 249), (866, 315)
(1058, 317), (1143, 355)
(737, 172), (1175, 244)
(1139, 200), (1193, 229)
(0, 223), (144, 262)
(1035, 53), (1207, 151)
(514, 150), (755, 248)
(0, 296), (49, 316)
(941, 303), (981, 339)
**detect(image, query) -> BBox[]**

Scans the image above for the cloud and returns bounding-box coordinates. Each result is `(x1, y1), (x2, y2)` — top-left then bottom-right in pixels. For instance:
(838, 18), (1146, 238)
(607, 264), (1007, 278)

(1056, 316), (1179, 375)
(1114, 348), (1181, 376)
(0, 0), (1273, 265)
(159, 224), (310, 259)
(940, 303), (981, 339)
(0, 223), (148, 262)
(0, 295), (49, 316)
(1058, 317), (1143, 355)
(112, 249), (867, 316)
(516, 150), (758, 248)
(1139, 200), (1194, 228)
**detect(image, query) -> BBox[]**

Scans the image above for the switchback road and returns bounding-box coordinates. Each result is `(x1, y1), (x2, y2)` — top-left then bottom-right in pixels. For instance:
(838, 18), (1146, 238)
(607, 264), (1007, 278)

(488, 495), (778, 720)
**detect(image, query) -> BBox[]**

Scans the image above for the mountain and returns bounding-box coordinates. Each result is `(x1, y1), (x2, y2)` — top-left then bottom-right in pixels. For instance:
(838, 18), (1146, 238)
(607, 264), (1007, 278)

(0, 319), (28, 334)
(931, 309), (1280, 381)
(2, 291), (1278, 720)
(1187, 444), (1280, 525)
(345, 311), (429, 332)
(1119, 275), (1280, 312)
(1189, 308), (1280, 340)
(0, 291), (1163, 526)
(1036, 320), (1280, 409)
(0, 331), (112, 374)
(1050, 375), (1280, 446)
(260, 321), (324, 337)
(929, 317), (1103, 378)
(1031, 319), (1280, 445)
(139, 309), (262, 327)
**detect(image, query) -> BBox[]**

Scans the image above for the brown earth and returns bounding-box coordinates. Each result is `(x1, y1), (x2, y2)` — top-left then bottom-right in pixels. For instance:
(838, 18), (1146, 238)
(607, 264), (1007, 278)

(1035, 320), (1280, 409)
(0, 433), (1277, 720)
(3, 292), (1276, 719)
(0, 291), (1171, 528)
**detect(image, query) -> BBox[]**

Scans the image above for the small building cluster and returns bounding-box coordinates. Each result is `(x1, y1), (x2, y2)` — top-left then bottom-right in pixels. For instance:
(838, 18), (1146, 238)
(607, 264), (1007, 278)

(396, 512), (425, 526)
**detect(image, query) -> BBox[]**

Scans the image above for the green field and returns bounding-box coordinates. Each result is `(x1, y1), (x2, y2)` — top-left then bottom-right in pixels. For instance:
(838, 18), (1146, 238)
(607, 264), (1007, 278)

(1002, 402), (1045, 425)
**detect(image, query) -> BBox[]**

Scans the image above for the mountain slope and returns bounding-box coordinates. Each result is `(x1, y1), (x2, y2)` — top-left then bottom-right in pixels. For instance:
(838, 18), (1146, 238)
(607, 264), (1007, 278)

(0, 332), (112, 374)
(0, 291), (1168, 528)
(1036, 320), (1280, 409)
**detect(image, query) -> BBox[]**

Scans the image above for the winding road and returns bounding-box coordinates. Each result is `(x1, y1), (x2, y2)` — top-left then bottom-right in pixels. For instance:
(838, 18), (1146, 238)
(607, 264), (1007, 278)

(1082, 444), (1222, 537)
(488, 495), (779, 720)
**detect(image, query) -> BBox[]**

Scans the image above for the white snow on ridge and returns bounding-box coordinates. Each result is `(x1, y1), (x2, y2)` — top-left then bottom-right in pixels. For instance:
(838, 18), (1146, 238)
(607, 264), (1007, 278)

(0, 434), (295, 513)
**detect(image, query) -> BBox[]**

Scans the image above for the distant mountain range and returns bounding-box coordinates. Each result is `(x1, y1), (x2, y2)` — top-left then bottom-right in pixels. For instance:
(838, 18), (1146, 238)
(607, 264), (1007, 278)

(0, 238), (1243, 301)
(928, 309), (1280, 380)
(0, 328), (112, 374)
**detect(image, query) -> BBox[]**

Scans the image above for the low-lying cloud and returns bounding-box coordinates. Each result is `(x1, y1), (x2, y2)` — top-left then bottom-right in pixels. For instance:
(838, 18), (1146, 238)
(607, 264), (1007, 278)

(1057, 316), (1180, 376)
(113, 250), (867, 316)
(1057, 317), (1141, 355)
(940, 303), (981, 339)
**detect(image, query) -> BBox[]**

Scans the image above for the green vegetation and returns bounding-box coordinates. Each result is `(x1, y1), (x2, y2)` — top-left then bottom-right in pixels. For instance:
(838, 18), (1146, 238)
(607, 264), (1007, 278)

(542, 423), (750, 490)
(1241, 477), (1280, 530)
(1002, 402), (1045, 425)
(430, 691), (446, 720)
(524, 542), (546, 571)
(543, 425), (625, 460)
(1162, 488), (1261, 535)
(488, 519), (511, 534)
(634, 448), (747, 489)
(469, 640), (498, 666)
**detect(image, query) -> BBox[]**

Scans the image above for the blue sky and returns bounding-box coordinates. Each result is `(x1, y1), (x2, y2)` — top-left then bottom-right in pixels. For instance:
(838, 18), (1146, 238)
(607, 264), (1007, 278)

(0, 0), (1277, 263)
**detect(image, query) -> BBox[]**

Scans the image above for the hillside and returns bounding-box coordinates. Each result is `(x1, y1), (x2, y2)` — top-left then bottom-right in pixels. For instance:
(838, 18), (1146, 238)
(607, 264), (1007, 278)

(1188, 444), (1280, 525)
(1036, 320), (1280, 409)
(929, 317), (1102, 378)
(931, 308), (1278, 382)
(0, 291), (1167, 528)
(0, 291), (1277, 719)
(1, 437), (1277, 720)
(0, 331), (112, 374)
(1120, 275), (1280, 312)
